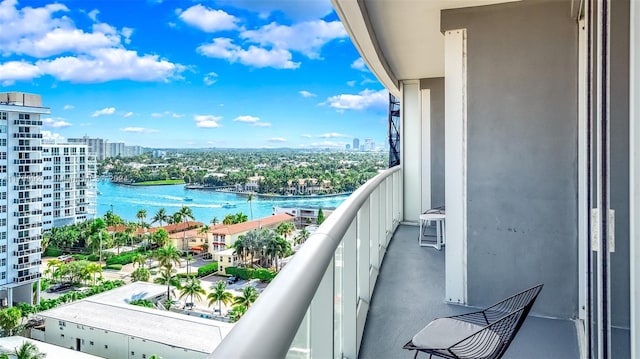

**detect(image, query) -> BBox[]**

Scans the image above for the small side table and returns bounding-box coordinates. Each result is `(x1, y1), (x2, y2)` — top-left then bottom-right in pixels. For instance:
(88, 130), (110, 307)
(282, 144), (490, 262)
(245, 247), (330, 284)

(419, 212), (446, 250)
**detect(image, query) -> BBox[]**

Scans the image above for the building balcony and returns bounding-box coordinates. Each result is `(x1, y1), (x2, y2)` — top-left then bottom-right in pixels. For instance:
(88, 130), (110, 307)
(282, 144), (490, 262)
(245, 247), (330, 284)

(14, 235), (41, 244)
(13, 272), (41, 283)
(13, 260), (42, 270)
(12, 133), (42, 139)
(13, 197), (43, 204)
(13, 248), (42, 256)
(13, 146), (43, 152)
(13, 222), (41, 230)
(13, 210), (43, 217)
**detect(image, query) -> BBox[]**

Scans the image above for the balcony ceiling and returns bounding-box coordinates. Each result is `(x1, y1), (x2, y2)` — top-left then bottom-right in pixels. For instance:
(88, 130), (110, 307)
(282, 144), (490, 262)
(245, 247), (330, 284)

(332, 0), (520, 97)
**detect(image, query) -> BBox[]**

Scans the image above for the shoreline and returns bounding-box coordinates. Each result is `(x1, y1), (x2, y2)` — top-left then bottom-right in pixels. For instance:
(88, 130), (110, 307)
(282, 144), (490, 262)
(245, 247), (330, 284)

(186, 186), (352, 199)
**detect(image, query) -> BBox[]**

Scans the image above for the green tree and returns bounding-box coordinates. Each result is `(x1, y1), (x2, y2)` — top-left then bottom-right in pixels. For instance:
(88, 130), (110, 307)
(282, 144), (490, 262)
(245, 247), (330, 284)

(155, 244), (181, 269)
(275, 222), (295, 240)
(131, 267), (150, 282)
(136, 209), (147, 228)
(2, 341), (45, 359)
(0, 307), (22, 337)
(211, 217), (219, 225)
(234, 286), (258, 309)
(174, 206), (195, 251)
(316, 208), (325, 225)
(207, 280), (234, 316)
(153, 266), (179, 305)
(179, 277), (206, 306)
(247, 193), (254, 220)
(295, 228), (310, 245)
(228, 304), (247, 323)
(151, 208), (169, 227)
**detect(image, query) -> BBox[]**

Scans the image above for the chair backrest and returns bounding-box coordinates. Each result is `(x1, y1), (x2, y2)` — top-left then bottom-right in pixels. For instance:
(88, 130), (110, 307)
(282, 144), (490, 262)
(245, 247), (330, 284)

(482, 284), (543, 324)
(450, 284), (543, 359)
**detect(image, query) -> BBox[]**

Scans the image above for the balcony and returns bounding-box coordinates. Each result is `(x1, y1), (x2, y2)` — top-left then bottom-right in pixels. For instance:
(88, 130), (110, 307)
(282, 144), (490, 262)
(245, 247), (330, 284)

(13, 260), (42, 270)
(13, 272), (41, 283)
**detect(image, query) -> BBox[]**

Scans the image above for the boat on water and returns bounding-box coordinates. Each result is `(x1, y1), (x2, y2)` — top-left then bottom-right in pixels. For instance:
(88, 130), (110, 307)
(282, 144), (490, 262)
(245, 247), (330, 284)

(97, 191), (102, 195)
(183, 197), (193, 202)
(221, 201), (236, 208)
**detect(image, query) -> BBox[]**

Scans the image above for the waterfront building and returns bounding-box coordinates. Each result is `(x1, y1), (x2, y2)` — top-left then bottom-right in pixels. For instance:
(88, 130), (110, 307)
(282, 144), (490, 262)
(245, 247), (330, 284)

(208, 213), (295, 253)
(124, 145), (144, 157)
(42, 142), (97, 230)
(68, 136), (107, 161)
(272, 207), (334, 229)
(107, 141), (125, 158)
(32, 282), (233, 359)
(0, 92), (47, 307)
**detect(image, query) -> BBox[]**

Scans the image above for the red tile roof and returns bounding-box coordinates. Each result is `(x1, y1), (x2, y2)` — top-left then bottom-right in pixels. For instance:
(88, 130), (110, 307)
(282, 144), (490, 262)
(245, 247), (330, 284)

(210, 213), (294, 235)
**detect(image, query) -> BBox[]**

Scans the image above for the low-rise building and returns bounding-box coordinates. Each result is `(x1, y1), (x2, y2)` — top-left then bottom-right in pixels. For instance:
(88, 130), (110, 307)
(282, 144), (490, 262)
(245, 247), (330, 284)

(32, 282), (233, 359)
(215, 248), (238, 274)
(208, 213), (295, 253)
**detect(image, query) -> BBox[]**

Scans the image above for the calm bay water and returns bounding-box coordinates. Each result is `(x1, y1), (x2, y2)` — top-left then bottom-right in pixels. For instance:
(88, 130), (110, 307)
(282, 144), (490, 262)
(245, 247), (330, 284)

(96, 180), (348, 223)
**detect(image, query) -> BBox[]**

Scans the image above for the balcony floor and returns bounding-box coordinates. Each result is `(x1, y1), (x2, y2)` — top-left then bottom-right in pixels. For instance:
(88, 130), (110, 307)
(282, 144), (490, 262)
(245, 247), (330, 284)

(358, 224), (581, 359)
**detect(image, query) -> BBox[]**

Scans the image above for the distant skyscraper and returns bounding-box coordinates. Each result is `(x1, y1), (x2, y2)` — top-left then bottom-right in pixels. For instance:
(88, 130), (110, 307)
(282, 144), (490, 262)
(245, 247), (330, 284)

(346, 144), (351, 150)
(364, 138), (375, 151)
(353, 138), (360, 151)
(68, 136), (107, 161)
(0, 92), (47, 305)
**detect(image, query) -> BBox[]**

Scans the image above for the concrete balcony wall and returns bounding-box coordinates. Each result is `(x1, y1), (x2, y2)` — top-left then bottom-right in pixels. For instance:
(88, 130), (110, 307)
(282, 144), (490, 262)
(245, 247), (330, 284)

(442, 1), (579, 318)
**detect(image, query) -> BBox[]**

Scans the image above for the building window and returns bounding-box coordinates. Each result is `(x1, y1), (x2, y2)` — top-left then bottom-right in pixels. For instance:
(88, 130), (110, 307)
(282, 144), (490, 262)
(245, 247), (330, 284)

(0, 272), (5, 280)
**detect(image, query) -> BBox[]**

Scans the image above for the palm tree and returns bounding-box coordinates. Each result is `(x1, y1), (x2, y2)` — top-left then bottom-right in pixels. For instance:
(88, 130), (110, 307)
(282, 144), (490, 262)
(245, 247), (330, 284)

(151, 208), (169, 227)
(133, 253), (147, 268)
(211, 216), (219, 225)
(2, 342), (45, 359)
(228, 304), (247, 323)
(136, 209), (147, 228)
(153, 265), (179, 304)
(89, 218), (106, 262)
(179, 277), (206, 306)
(234, 286), (259, 309)
(247, 193), (254, 220)
(207, 280), (234, 316)
(155, 244), (181, 269)
(295, 227), (310, 245)
(175, 206), (195, 251)
(86, 262), (102, 285)
(276, 222), (295, 241)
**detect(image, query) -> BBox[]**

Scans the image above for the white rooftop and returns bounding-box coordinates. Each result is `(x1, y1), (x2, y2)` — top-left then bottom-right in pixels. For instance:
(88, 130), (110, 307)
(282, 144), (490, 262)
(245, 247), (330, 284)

(0, 336), (101, 358)
(37, 282), (234, 354)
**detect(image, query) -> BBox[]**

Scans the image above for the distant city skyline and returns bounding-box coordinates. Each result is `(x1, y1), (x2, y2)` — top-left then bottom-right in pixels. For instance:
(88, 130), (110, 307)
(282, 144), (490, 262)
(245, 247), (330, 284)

(0, 0), (388, 149)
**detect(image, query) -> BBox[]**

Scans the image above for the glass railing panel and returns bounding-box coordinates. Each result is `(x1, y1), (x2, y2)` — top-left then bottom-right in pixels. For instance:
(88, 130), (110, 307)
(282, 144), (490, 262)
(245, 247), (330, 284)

(286, 308), (310, 358)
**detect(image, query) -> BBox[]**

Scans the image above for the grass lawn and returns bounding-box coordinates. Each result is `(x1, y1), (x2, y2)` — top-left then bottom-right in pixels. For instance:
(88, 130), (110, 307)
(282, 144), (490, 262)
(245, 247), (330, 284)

(132, 179), (185, 186)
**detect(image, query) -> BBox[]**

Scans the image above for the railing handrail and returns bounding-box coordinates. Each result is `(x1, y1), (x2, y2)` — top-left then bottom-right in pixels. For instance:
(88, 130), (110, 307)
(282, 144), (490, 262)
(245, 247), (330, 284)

(210, 165), (400, 358)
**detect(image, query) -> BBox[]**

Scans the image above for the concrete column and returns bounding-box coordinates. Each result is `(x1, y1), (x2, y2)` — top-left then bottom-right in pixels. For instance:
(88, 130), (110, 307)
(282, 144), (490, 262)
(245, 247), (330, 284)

(444, 28), (468, 304)
(629, 0), (639, 357)
(7, 287), (12, 308)
(401, 80), (423, 222)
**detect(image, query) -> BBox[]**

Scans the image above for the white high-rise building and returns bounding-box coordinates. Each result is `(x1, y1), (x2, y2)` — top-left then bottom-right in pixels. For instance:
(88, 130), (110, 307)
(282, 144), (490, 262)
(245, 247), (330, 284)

(0, 92), (47, 306)
(42, 142), (97, 230)
(68, 136), (107, 161)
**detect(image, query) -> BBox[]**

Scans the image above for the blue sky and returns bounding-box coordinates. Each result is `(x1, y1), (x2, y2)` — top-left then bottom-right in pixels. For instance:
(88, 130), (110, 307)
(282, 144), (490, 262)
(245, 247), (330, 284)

(0, 0), (388, 149)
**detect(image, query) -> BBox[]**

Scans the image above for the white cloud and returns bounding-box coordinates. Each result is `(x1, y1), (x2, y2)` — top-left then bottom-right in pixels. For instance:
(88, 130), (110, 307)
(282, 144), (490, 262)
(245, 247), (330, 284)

(346, 80), (356, 87)
(123, 112), (133, 118)
(204, 72), (218, 85)
(268, 137), (286, 143)
(194, 114), (222, 128)
(151, 111), (182, 118)
(319, 132), (349, 138)
(0, 1), (184, 84)
(36, 48), (184, 83)
(0, 61), (42, 85)
(120, 127), (159, 134)
(325, 89), (387, 111)
(151, 112), (164, 118)
(42, 117), (71, 128)
(179, 5), (239, 32)
(299, 90), (315, 98)
(121, 27), (134, 44)
(241, 20), (347, 59)
(216, 0), (333, 21)
(233, 115), (260, 123)
(41, 130), (65, 141)
(91, 107), (116, 117)
(301, 134), (312, 138)
(351, 58), (369, 72)
(306, 141), (345, 148)
(253, 122), (271, 127)
(63, 104), (74, 110)
(88, 9), (100, 21)
(198, 38), (299, 69)
(172, 113), (184, 118)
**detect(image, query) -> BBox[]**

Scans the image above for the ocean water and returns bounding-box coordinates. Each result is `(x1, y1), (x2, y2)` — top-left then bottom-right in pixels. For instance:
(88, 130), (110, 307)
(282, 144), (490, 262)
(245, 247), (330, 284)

(96, 180), (348, 224)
